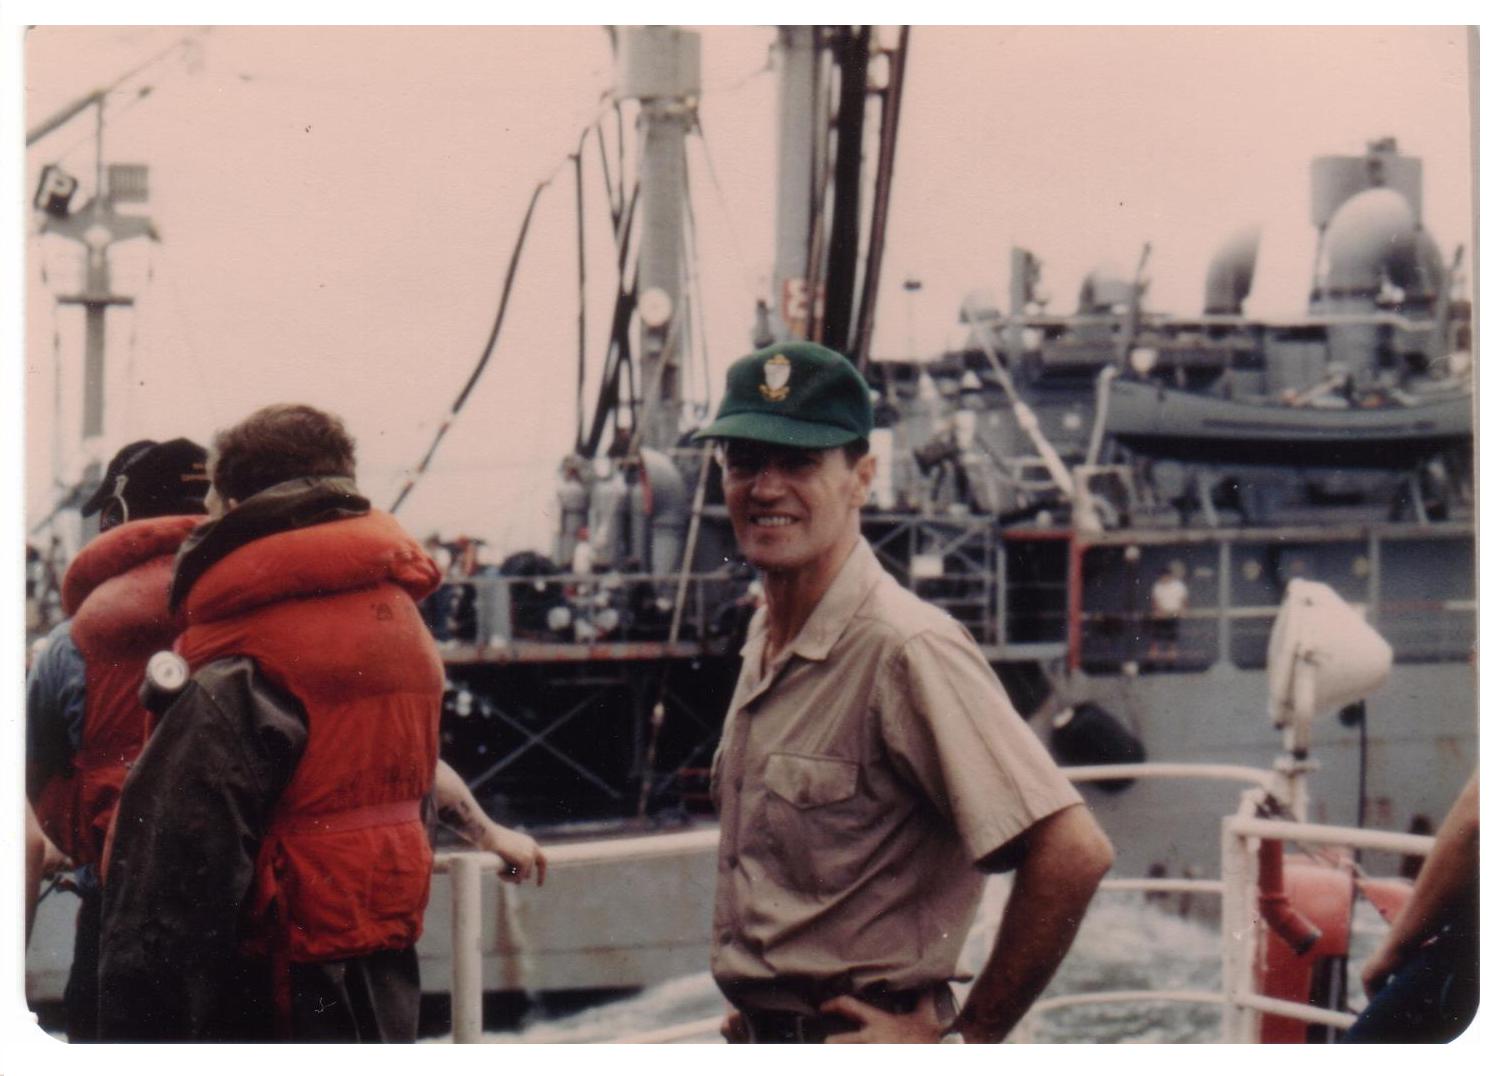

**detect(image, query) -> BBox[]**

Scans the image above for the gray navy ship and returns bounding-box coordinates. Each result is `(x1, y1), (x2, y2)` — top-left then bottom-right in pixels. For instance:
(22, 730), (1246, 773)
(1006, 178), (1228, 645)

(426, 38), (1476, 895)
(25, 26), (1476, 1025)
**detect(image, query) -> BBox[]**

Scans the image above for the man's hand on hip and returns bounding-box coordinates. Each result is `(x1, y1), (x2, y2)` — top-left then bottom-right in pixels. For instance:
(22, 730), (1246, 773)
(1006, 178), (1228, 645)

(720, 1007), (750, 1043)
(819, 994), (946, 1043)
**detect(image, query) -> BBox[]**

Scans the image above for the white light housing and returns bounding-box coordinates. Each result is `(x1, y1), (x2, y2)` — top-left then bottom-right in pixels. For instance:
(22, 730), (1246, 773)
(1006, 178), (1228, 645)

(1130, 347), (1157, 375)
(639, 286), (674, 329)
(1267, 580), (1392, 748)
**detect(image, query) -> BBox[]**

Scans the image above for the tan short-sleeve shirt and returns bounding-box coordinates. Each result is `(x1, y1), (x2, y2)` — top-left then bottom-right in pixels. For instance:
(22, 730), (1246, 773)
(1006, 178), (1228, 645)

(709, 539), (1082, 1013)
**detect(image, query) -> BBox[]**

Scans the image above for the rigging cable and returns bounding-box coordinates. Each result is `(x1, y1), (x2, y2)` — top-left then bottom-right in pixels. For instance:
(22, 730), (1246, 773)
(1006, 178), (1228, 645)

(683, 191), (714, 419)
(821, 25), (870, 355)
(574, 133), (588, 452)
(801, 38), (835, 343)
(689, 118), (762, 304)
(634, 440), (716, 820)
(389, 176), (553, 514)
(851, 25), (910, 369)
(579, 184), (641, 457)
(26, 29), (206, 147)
(580, 110), (651, 455)
(391, 83), (623, 511)
(39, 83), (160, 176)
(592, 100), (627, 229)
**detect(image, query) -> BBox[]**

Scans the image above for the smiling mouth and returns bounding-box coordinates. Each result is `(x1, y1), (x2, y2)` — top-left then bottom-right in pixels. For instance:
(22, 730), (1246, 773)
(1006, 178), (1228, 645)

(749, 514), (797, 527)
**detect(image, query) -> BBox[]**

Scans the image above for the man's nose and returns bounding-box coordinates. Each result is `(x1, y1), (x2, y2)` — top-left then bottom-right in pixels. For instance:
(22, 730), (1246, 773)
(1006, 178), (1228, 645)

(748, 462), (787, 498)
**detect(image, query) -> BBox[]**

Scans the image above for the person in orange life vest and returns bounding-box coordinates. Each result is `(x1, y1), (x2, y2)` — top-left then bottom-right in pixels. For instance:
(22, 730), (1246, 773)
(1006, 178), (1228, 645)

(26, 437), (211, 1042)
(97, 404), (543, 1043)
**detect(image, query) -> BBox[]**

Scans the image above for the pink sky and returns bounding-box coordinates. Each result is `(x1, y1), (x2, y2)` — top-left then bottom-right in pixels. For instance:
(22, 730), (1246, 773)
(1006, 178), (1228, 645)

(16, 25), (1477, 558)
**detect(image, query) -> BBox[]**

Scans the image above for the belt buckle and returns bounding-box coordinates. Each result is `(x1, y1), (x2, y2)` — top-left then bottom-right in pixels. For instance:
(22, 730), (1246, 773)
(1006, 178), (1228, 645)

(744, 1009), (830, 1044)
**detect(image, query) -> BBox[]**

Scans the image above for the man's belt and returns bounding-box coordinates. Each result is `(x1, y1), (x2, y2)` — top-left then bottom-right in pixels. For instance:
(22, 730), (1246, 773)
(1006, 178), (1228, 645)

(740, 983), (956, 1044)
(742, 1009), (854, 1044)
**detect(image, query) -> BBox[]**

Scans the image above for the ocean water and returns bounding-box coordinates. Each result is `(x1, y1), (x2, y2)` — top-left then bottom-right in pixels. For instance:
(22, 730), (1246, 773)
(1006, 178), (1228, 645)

(458, 881), (1389, 1044)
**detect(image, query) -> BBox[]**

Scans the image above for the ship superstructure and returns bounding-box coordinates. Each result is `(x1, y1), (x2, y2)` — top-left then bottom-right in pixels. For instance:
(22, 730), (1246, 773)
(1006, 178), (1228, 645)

(428, 37), (1475, 892)
(23, 26), (1476, 1023)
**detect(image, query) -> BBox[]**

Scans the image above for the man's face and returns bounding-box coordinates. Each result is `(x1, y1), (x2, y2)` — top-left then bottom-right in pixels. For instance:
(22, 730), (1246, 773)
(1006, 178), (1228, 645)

(721, 440), (874, 576)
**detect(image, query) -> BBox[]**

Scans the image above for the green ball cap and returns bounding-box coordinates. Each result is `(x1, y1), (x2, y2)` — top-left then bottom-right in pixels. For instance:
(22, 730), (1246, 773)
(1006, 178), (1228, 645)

(693, 341), (874, 448)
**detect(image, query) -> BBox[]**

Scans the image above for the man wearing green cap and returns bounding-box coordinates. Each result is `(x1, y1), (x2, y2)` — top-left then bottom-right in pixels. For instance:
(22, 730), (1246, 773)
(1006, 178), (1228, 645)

(696, 342), (1113, 1044)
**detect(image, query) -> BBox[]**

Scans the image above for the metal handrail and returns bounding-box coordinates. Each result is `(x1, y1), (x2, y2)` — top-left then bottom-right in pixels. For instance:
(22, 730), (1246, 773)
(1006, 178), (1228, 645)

(1028, 767), (1435, 1042)
(1218, 805), (1436, 1041)
(434, 764), (1435, 1043)
(434, 829), (721, 1042)
(1228, 815), (1435, 857)
(1061, 762), (1278, 792)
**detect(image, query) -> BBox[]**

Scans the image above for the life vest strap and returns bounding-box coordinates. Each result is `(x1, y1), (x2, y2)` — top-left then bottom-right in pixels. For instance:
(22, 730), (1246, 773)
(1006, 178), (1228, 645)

(267, 799), (422, 836)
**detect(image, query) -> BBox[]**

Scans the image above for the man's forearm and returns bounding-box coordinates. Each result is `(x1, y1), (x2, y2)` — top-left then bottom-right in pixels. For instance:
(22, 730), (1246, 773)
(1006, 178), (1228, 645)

(1384, 772), (1478, 956)
(953, 805), (1113, 1042)
(433, 758), (490, 844)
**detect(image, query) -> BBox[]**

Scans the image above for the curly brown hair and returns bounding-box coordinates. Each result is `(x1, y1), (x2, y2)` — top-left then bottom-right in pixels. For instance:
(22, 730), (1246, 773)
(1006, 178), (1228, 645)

(211, 403), (357, 503)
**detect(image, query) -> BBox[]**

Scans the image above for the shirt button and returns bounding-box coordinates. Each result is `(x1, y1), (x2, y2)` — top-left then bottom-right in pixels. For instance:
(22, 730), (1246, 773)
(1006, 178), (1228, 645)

(720, 931), (733, 945)
(734, 777), (744, 792)
(725, 854), (739, 870)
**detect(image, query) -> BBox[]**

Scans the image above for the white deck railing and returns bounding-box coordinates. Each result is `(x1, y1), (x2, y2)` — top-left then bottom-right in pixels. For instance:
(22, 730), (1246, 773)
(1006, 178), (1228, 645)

(434, 761), (1435, 1043)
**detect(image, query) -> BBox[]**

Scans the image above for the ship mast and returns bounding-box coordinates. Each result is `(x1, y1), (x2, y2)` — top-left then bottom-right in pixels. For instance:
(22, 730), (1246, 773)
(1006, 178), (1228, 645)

(616, 26), (700, 451)
(770, 27), (824, 342)
(31, 93), (158, 526)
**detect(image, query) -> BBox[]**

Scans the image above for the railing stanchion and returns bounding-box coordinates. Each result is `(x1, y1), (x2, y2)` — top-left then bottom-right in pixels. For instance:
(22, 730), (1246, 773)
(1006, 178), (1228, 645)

(1219, 813), (1251, 1043)
(450, 854), (485, 1043)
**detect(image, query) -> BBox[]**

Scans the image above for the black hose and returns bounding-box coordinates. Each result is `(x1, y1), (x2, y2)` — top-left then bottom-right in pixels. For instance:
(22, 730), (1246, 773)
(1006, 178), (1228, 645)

(389, 178), (550, 514)
(574, 140), (587, 452)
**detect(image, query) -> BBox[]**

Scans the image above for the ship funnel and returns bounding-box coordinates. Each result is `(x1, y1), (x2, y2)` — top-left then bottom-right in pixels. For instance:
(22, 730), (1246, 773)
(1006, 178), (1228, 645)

(1267, 580), (1392, 757)
(1310, 137), (1422, 231)
(1203, 226), (1260, 315)
(1316, 187), (1436, 303)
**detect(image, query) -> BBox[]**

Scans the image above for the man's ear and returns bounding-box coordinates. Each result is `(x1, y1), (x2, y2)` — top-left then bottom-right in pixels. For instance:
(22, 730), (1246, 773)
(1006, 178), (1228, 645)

(850, 453), (877, 508)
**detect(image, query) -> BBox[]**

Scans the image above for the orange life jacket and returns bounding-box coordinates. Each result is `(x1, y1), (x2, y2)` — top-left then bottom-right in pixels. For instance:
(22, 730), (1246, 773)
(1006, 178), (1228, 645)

(175, 510), (444, 964)
(33, 515), (201, 868)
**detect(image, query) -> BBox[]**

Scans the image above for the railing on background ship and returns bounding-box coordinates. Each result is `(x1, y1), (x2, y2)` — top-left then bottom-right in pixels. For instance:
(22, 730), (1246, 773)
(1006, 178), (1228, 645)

(1073, 524), (1476, 673)
(426, 569), (749, 661)
(431, 763), (1436, 1044)
(421, 521), (1473, 673)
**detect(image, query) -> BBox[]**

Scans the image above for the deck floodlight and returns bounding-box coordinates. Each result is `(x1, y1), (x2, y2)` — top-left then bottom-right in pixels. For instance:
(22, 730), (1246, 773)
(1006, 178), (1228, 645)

(1267, 579), (1392, 757)
(34, 164), (78, 217)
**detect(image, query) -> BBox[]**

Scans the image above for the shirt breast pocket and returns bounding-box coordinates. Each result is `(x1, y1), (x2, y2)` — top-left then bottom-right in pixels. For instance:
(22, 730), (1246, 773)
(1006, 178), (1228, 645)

(759, 752), (863, 896)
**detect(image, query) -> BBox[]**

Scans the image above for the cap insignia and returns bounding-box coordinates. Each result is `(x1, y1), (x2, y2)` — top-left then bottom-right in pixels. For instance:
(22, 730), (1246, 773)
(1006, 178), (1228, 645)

(759, 354), (792, 401)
